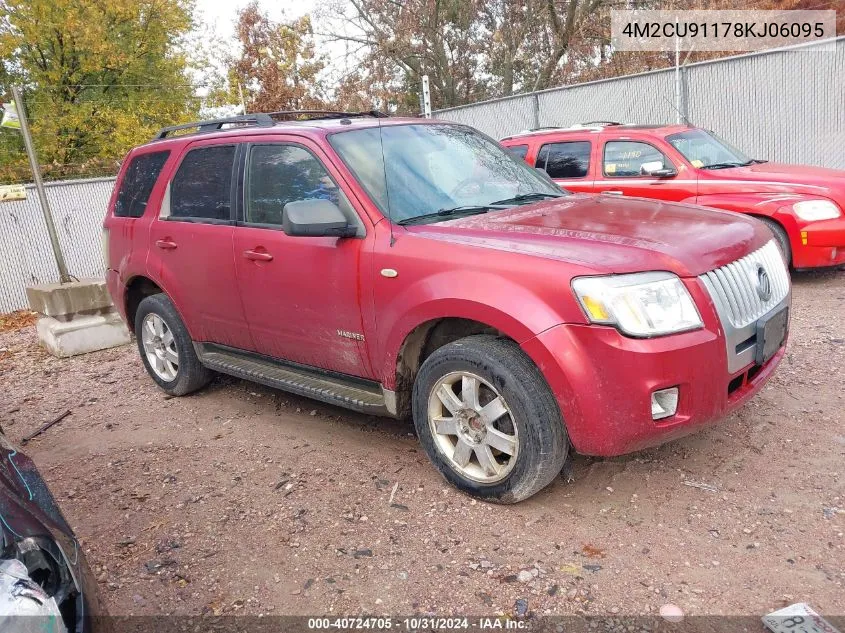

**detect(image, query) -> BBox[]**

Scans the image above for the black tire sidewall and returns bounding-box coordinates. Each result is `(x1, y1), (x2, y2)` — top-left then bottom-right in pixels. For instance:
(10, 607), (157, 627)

(413, 336), (568, 503)
(761, 217), (792, 266)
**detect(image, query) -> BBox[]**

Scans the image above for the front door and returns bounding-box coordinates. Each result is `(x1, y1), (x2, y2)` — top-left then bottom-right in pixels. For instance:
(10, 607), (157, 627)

(232, 139), (371, 378)
(592, 138), (697, 203)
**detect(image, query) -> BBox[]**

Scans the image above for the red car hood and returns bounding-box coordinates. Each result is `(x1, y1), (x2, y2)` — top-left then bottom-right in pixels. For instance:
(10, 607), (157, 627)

(408, 194), (771, 277)
(699, 162), (845, 200)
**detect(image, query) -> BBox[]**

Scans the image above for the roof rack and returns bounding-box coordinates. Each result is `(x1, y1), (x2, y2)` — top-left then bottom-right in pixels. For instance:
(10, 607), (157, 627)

(152, 110), (388, 140)
(580, 121), (622, 126)
(154, 114), (274, 140)
(263, 109), (388, 121)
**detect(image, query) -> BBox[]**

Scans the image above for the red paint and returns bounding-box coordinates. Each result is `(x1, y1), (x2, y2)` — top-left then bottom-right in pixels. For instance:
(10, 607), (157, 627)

(501, 124), (845, 269)
(105, 117), (789, 457)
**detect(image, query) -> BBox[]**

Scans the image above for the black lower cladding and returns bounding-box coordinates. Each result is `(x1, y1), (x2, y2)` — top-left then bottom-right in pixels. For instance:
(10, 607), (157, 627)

(755, 305), (789, 365)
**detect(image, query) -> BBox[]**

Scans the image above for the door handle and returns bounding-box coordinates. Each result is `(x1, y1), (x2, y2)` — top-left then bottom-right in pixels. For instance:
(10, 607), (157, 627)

(603, 190), (624, 196)
(243, 249), (273, 262)
(155, 239), (178, 250)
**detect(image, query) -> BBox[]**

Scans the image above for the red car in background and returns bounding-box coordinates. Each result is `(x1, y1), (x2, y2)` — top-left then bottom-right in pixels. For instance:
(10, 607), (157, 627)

(501, 123), (845, 269)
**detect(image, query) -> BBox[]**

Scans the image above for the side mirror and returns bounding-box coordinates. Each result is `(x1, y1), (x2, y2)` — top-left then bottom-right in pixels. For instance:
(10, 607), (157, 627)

(641, 161), (677, 178)
(282, 199), (356, 237)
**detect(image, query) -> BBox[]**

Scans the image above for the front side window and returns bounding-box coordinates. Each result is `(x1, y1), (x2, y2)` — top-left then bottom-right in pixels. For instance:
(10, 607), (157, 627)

(603, 141), (672, 177)
(666, 129), (752, 169)
(328, 124), (563, 224)
(245, 144), (352, 226)
(536, 142), (591, 179)
(170, 145), (236, 221)
(114, 151), (170, 218)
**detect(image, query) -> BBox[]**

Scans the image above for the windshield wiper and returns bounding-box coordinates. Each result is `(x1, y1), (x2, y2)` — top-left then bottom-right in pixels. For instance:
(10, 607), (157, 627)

(397, 204), (509, 226)
(701, 162), (745, 170)
(489, 192), (564, 205)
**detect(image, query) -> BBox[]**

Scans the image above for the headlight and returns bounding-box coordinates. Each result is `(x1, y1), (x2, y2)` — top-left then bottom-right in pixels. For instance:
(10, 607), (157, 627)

(572, 272), (703, 337)
(793, 199), (841, 221)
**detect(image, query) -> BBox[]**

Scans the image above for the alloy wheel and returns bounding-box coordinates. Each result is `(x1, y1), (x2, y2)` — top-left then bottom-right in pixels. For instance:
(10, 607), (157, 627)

(427, 371), (518, 484)
(140, 313), (179, 381)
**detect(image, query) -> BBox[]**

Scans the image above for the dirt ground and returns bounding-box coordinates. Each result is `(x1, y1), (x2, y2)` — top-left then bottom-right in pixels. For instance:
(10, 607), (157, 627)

(0, 270), (843, 619)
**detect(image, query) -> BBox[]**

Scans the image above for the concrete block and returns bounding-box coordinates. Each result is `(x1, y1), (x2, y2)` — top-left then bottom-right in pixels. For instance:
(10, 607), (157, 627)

(36, 312), (130, 358)
(26, 279), (113, 319)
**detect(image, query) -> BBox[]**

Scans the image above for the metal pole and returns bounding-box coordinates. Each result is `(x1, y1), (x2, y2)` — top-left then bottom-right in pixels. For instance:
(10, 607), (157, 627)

(12, 86), (71, 283)
(674, 19), (681, 125)
(237, 81), (247, 114)
(421, 75), (431, 118)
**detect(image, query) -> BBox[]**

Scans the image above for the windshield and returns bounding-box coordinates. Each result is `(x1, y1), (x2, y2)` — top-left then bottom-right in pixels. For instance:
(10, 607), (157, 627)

(329, 123), (564, 223)
(666, 129), (752, 169)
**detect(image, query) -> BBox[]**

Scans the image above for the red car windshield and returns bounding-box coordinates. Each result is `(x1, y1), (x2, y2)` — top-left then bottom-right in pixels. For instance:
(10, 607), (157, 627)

(666, 129), (754, 169)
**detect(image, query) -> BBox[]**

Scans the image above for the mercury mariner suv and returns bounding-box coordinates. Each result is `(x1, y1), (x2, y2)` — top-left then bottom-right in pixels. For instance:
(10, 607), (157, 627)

(104, 111), (791, 503)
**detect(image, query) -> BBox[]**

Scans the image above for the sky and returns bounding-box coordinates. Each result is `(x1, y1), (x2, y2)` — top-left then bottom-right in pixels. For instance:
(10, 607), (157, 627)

(194, 0), (321, 45)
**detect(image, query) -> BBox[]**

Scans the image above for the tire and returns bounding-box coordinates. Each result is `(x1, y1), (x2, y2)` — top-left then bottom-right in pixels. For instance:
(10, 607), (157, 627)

(134, 294), (212, 396)
(760, 217), (792, 267)
(412, 334), (569, 504)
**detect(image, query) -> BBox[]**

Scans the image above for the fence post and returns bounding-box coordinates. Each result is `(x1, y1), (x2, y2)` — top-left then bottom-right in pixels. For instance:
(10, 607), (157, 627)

(11, 86), (72, 284)
(532, 93), (540, 130)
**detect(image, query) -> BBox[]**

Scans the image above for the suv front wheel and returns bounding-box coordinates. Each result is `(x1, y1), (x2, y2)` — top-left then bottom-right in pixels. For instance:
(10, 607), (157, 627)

(135, 294), (212, 396)
(412, 335), (569, 503)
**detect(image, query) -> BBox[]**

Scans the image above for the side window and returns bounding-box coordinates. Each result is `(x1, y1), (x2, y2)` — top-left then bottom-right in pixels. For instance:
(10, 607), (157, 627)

(170, 145), (236, 221)
(245, 144), (354, 227)
(603, 141), (671, 177)
(537, 142), (591, 179)
(114, 151), (170, 218)
(504, 145), (529, 161)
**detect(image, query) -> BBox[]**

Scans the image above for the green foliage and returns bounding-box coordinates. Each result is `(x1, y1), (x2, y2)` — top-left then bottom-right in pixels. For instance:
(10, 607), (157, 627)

(0, 0), (200, 183)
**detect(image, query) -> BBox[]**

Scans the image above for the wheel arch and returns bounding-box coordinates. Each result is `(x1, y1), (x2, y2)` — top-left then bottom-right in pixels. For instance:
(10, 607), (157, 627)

(386, 304), (540, 419)
(123, 274), (191, 335)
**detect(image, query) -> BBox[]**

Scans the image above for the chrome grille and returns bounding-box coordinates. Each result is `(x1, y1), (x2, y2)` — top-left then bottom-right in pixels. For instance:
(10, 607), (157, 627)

(699, 240), (790, 329)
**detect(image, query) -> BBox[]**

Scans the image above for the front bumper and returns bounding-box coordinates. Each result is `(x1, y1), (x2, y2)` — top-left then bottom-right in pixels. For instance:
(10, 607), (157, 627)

(790, 216), (845, 269)
(521, 320), (786, 456)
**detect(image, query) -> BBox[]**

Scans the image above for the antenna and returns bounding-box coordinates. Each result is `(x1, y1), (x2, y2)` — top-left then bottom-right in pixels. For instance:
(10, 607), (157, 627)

(376, 113), (396, 247)
(660, 93), (692, 127)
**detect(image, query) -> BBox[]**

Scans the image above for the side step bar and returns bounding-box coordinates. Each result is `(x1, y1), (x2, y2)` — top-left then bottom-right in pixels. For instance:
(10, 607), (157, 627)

(195, 343), (393, 417)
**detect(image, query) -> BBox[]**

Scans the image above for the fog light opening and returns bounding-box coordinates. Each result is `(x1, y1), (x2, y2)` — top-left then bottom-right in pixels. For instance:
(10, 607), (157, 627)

(651, 387), (679, 420)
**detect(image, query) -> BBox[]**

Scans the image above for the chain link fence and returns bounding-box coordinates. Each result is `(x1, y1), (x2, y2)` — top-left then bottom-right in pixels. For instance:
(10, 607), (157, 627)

(0, 177), (114, 312)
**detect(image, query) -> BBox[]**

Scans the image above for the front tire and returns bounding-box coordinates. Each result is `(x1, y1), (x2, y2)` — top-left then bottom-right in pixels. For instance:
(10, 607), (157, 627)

(135, 294), (211, 396)
(412, 335), (569, 503)
(760, 217), (792, 267)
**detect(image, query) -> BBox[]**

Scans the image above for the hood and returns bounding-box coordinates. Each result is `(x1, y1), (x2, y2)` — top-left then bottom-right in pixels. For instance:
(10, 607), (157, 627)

(408, 194), (771, 277)
(699, 162), (845, 201)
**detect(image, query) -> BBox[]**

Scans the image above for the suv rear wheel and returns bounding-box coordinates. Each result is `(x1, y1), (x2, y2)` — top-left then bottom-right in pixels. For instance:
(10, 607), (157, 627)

(135, 294), (212, 396)
(412, 335), (569, 503)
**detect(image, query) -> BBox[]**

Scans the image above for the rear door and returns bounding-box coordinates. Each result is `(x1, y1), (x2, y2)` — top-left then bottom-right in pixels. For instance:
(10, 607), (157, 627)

(147, 140), (253, 349)
(232, 136), (371, 377)
(533, 139), (595, 193)
(593, 137), (697, 203)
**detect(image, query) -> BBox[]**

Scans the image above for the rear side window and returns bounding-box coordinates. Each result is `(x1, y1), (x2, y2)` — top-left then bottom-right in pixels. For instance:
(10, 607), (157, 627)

(536, 142), (591, 179)
(504, 145), (529, 161)
(113, 151), (170, 218)
(170, 145), (236, 221)
(245, 144), (353, 226)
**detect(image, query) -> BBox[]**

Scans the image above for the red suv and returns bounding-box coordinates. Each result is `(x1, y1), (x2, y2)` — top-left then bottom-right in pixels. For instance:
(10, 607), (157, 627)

(501, 123), (845, 269)
(104, 112), (791, 503)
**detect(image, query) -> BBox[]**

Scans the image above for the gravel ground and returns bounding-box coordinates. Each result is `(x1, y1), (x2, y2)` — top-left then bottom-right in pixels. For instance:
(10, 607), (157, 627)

(0, 270), (842, 619)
